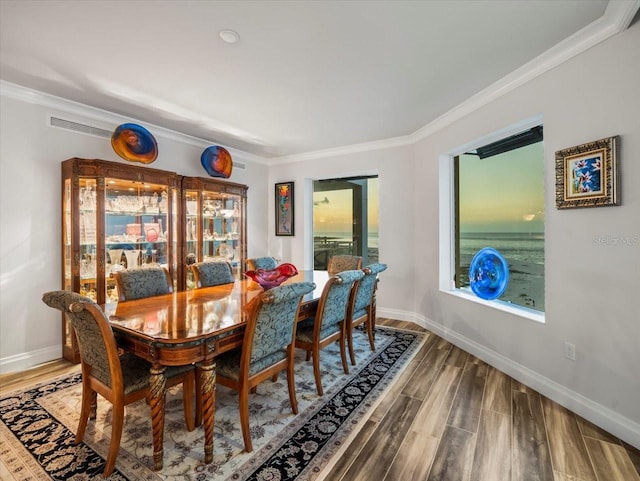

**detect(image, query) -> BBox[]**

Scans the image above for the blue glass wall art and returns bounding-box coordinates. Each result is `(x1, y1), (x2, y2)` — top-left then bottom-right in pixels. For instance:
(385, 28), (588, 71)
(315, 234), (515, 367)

(201, 146), (233, 178)
(469, 247), (509, 300)
(111, 123), (158, 164)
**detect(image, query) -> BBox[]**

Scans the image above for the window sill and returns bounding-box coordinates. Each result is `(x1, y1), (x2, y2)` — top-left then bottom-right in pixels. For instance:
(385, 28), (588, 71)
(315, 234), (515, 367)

(441, 287), (545, 324)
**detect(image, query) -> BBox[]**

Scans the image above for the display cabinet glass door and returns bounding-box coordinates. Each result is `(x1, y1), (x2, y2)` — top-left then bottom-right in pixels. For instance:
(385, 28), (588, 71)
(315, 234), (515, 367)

(105, 179), (175, 300)
(184, 189), (200, 289)
(64, 177), (98, 296)
(182, 184), (245, 290)
(202, 193), (241, 266)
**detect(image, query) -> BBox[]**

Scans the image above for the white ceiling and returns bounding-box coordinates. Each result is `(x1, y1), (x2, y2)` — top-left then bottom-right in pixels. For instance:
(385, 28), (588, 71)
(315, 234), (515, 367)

(1, 1), (637, 160)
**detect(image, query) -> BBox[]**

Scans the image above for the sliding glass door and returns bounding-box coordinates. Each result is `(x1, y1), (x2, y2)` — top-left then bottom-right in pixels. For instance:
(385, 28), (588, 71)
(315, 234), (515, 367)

(313, 176), (378, 270)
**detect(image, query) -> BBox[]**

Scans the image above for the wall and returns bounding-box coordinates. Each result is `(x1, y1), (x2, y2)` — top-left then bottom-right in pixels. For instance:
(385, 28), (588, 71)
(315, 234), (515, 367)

(268, 23), (640, 446)
(267, 144), (416, 317)
(0, 89), (269, 372)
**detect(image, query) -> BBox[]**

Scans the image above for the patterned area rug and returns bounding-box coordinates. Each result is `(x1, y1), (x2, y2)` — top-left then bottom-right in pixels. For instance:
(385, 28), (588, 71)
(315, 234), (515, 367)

(0, 326), (424, 480)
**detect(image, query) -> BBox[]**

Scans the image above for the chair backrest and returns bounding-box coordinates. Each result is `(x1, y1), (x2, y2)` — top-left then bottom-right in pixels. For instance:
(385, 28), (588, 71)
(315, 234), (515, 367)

(190, 260), (234, 288)
(242, 281), (316, 373)
(42, 290), (120, 388)
(353, 263), (388, 313)
(327, 255), (363, 275)
(113, 266), (173, 301)
(315, 269), (365, 334)
(246, 256), (278, 271)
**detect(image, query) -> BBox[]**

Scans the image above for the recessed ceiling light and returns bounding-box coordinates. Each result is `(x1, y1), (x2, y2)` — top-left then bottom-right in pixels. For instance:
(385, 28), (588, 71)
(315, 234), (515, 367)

(219, 29), (240, 44)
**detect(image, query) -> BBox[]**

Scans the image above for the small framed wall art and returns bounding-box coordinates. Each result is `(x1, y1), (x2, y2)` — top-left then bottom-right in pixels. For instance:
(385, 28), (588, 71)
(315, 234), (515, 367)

(555, 135), (620, 209)
(275, 181), (294, 236)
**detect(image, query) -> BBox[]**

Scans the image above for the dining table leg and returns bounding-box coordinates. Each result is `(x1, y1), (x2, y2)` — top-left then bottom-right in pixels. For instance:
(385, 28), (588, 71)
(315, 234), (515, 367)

(149, 363), (166, 471)
(197, 361), (216, 464)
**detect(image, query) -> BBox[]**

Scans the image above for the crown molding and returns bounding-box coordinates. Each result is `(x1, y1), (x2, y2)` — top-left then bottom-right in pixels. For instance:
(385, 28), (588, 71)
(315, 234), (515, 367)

(267, 134), (414, 165)
(271, 0), (639, 164)
(409, 0), (640, 144)
(0, 80), (267, 166)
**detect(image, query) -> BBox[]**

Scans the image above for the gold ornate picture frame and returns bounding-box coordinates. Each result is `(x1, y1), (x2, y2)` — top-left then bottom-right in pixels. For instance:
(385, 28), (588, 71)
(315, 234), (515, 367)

(555, 136), (619, 209)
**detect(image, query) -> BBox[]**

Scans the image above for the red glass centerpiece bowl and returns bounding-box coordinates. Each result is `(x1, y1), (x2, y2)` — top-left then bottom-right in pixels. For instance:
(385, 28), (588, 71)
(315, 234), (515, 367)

(244, 263), (298, 290)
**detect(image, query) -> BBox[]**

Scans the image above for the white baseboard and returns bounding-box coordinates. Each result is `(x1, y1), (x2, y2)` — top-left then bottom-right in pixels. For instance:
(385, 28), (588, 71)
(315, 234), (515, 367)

(376, 307), (640, 449)
(0, 345), (61, 375)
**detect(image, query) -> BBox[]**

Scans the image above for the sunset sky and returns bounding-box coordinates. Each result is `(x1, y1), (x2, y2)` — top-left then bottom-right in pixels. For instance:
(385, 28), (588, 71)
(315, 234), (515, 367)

(311, 142), (543, 237)
(313, 178), (379, 234)
(458, 142), (544, 233)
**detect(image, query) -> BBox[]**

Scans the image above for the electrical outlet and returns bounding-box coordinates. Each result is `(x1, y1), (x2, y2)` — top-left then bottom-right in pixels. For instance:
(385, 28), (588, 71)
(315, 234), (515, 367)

(565, 342), (576, 360)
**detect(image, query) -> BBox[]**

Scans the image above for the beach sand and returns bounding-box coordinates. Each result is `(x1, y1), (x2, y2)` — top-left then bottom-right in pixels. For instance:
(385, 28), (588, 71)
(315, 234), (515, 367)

(461, 259), (544, 311)
(503, 259), (544, 310)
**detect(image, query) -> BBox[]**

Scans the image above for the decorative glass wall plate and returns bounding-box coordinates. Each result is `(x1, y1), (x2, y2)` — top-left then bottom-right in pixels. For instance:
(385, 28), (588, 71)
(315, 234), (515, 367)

(469, 247), (509, 300)
(111, 123), (158, 163)
(201, 146), (233, 178)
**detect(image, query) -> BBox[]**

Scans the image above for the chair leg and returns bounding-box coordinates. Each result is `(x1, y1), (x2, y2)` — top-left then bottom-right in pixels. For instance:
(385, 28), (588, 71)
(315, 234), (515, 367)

(347, 325), (356, 366)
(366, 318), (376, 351)
(75, 384), (94, 443)
(312, 346), (323, 396)
(286, 356), (298, 414)
(271, 373), (279, 382)
(305, 350), (312, 361)
(104, 403), (125, 477)
(239, 386), (253, 452)
(90, 390), (98, 420)
(182, 372), (195, 432)
(339, 336), (349, 375)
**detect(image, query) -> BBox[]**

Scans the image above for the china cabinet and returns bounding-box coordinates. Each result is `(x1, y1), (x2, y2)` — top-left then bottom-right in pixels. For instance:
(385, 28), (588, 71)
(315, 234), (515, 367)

(61, 158), (180, 362)
(61, 158), (249, 362)
(180, 176), (247, 290)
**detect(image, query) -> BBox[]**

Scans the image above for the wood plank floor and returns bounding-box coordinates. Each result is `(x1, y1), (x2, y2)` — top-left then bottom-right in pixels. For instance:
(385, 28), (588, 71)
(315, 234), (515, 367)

(327, 319), (640, 481)
(1, 318), (639, 481)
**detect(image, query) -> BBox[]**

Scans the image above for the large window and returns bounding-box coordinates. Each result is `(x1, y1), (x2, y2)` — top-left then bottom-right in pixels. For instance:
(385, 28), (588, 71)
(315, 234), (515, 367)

(313, 176), (378, 270)
(455, 126), (545, 311)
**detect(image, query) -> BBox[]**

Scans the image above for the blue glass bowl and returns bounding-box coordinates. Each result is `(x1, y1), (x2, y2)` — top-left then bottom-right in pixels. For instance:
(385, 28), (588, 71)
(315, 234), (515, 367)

(111, 123), (158, 164)
(469, 247), (509, 300)
(201, 146), (233, 178)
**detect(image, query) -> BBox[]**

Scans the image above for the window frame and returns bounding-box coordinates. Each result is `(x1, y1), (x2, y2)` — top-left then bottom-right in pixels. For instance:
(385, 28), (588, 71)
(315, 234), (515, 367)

(311, 175), (379, 270)
(438, 115), (545, 324)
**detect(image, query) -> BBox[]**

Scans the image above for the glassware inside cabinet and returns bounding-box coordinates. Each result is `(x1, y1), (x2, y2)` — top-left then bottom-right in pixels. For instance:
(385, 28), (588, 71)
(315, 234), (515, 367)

(77, 178), (97, 299)
(184, 189), (199, 289)
(105, 178), (171, 300)
(179, 176), (247, 290)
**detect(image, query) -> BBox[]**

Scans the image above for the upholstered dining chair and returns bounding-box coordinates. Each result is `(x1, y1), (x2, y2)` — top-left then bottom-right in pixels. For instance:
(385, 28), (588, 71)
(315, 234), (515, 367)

(327, 255), (363, 275)
(190, 260), (235, 287)
(346, 263), (388, 365)
(42, 290), (195, 478)
(295, 269), (364, 396)
(113, 265), (173, 301)
(245, 256), (278, 271)
(214, 281), (316, 452)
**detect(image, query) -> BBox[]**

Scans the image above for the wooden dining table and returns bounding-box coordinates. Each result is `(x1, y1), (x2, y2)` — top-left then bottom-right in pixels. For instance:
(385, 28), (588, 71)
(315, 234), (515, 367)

(104, 269), (329, 471)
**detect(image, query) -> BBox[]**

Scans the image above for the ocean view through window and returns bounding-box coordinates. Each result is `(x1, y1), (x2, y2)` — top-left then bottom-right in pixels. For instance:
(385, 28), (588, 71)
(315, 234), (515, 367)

(455, 128), (545, 311)
(313, 176), (378, 270)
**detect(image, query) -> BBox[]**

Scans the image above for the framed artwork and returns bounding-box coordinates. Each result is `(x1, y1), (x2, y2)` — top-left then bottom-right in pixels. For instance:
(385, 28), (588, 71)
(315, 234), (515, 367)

(555, 136), (620, 209)
(275, 181), (294, 236)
